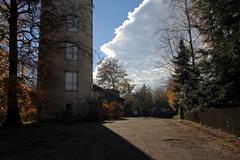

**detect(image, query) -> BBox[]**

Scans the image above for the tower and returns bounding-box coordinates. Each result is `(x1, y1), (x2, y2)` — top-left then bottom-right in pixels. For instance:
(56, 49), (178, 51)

(38, 0), (93, 121)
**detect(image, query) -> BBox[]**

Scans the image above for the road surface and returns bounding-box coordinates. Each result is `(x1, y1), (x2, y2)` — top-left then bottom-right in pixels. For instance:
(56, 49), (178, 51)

(0, 118), (239, 160)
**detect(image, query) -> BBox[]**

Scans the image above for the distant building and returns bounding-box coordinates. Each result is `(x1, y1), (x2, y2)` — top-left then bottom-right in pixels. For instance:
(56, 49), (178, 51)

(88, 84), (124, 121)
(37, 0), (93, 121)
(92, 84), (124, 104)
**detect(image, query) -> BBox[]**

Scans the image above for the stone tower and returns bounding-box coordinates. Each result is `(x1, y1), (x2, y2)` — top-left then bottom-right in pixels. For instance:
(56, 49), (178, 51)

(37, 0), (93, 121)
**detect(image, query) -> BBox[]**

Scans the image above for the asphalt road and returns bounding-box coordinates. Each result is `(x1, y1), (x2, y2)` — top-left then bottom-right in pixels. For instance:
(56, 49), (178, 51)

(0, 118), (239, 160)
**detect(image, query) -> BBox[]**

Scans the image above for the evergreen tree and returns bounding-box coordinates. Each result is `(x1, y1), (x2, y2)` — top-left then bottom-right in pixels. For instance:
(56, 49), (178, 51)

(193, 0), (240, 107)
(137, 84), (153, 113)
(172, 40), (192, 118)
(153, 87), (169, 108)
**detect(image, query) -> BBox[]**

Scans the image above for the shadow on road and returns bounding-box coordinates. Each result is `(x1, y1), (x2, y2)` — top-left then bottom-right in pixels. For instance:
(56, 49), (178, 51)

(0, 122), (153, 160)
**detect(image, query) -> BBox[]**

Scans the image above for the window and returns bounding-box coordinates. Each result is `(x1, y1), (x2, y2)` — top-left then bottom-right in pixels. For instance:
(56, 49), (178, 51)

(65, 43), (78, 61)
(67, 16), (79, 32)
(65, 72), (78, 91)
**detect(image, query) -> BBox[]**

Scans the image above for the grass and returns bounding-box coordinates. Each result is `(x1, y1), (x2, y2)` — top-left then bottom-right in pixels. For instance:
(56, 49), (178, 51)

(178, 119), (240, 154)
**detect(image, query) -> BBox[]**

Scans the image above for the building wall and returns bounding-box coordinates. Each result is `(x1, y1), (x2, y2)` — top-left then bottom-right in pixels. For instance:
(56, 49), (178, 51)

(38, 0), (93, 121)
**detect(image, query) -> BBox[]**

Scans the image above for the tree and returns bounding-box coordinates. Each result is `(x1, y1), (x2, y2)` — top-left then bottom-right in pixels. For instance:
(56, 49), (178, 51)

(118, 78), (135, 96)
(96, 57), (133, 94)
(136, 84), (153, 113)
(124, 85), (171, 116)
(0, 0), (40, 126)
(1, 0), (92, 125)
(158, 0), (240, 110)
(0, 49), (8, 123)
(152, 87), (169, 108)
(171, 40), (192, 118)
(166, 80), (175, 107)
(156, 1), (201, 111)
(193, 0), (240, 107)
(156, 0), (200, 72)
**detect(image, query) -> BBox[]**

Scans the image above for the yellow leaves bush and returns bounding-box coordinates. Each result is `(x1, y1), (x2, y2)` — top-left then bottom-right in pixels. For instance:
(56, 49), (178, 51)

(0, 106), (6, 125)
(20, 105), (37, 122)
(0, 105), (37, 125)
(102, 101), (123, 120)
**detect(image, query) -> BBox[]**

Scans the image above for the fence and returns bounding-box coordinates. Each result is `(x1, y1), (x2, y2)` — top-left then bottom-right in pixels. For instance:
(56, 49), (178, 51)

(184, 107), (240, 136)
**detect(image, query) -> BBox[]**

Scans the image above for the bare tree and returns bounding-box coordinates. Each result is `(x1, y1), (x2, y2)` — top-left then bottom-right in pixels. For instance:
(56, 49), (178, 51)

(0, 49), (8, 121)
(0, 0), (40, 126)
(96, 57), (134, 94)
(156, 0), (201, 71)
(0, 0), (93, 125)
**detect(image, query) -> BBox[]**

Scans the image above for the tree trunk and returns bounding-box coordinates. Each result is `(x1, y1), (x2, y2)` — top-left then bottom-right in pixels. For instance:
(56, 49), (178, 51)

(184, 0), (195, 67)
(4, 0), (22, 126)
(179, 106), (184, 119)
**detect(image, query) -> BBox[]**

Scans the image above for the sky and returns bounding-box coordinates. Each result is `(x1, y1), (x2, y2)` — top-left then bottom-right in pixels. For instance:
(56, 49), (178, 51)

(93, 0), (172, 89)
(93, 0), (143, 64)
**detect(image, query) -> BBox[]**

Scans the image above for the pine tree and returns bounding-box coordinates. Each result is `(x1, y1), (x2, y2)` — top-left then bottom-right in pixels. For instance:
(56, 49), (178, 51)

(136, 84), (153, 113)
(193, 0), (240, 107)
(172, 40), (192, 118)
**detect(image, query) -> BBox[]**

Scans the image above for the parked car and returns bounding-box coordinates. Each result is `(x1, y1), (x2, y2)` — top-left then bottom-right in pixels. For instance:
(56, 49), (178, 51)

(151, 107), (173, 118)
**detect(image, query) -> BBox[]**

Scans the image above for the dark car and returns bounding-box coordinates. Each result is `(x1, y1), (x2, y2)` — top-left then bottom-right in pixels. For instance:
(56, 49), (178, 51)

(151, 107), (173, 118)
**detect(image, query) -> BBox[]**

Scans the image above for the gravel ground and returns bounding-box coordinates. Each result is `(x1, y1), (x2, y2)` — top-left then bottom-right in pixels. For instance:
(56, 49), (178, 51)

(0, 117), (239, 160)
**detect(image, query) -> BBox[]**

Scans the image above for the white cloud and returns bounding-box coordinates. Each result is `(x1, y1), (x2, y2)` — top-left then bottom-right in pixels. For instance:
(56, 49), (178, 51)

(98, 0), (173, 89)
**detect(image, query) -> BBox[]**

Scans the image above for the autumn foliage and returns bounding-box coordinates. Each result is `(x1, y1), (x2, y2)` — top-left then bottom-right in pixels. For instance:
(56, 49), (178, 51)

(0, 50), (37, 124)
(166, 80), (175, 107)
(102, 101), (124, 120)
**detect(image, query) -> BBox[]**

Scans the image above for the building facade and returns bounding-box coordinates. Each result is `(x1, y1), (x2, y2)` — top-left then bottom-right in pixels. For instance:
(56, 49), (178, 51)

(92, 84), (125, 104)
(37, 0), (93, 121)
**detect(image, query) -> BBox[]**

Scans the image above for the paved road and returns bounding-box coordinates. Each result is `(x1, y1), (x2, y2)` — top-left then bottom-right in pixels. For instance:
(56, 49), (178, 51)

(0, 118), (239, 160)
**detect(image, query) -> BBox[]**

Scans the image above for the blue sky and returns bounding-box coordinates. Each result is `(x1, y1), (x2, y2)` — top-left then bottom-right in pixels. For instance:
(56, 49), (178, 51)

(93, 0), (143, 67)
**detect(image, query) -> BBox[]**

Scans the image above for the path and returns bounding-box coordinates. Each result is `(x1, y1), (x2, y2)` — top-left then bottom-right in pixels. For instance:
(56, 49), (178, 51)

(0, 118), (239, 160)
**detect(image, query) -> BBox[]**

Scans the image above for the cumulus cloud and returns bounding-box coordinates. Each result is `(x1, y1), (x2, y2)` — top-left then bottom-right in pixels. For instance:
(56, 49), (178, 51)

(98, 0), (173, 89)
